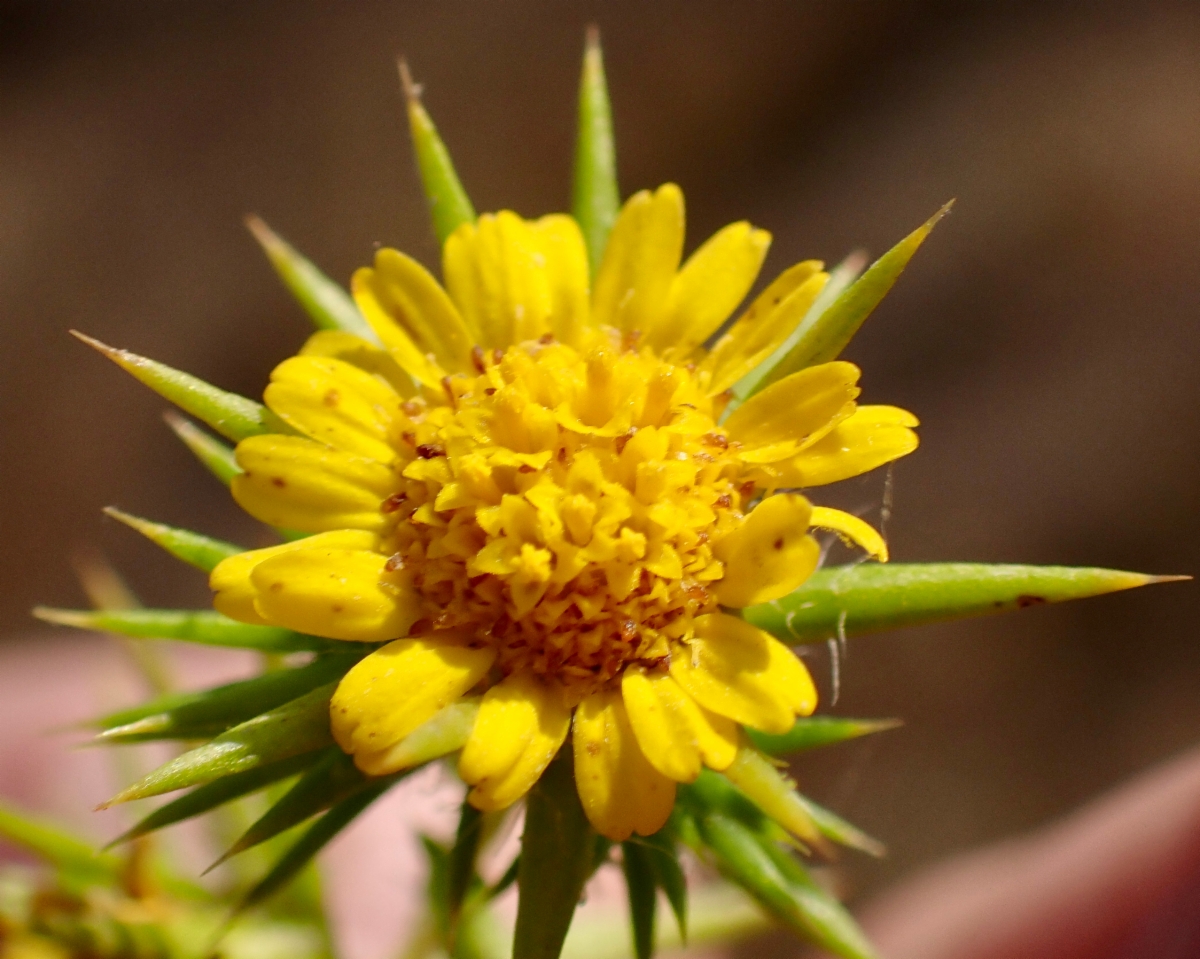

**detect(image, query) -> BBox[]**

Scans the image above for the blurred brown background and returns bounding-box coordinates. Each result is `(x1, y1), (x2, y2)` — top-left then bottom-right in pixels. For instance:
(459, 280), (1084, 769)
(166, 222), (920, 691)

(1, 0), (1197, 938)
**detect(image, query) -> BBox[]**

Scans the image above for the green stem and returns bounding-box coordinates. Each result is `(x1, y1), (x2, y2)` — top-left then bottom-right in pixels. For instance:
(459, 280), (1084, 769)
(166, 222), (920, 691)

(513, 752), (595, 959)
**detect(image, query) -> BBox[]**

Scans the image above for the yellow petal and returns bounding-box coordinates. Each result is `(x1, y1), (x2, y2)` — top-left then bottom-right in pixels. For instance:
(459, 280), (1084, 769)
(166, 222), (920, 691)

(702, 264), (829, 395)
(250, 546), (421, 641)
(352, 265), (448, 389)
(459, 672), (571, 811)
(535, 214), (591, 346)
(724, 361), (860, 454)
(209, 529), (378, 624)
(355, 697), (480, 777)
(775, 404), (919, 487)
(651, 221), (771, 356)
(444, 212), (554, 348)
(573, 688), (676, 841)
(331, 637), (495, 765)
(264, 356), (399, 462)
(298, 330), (416, 397)
(591, 184), (684, 334)
(809, 506), (888, 562)
(621, 667), (738, 781)
(354, 248), (474, 374)
(231, 434), (396, 533)
(713, 492), (820, 607)
(671, 613), (817, 734)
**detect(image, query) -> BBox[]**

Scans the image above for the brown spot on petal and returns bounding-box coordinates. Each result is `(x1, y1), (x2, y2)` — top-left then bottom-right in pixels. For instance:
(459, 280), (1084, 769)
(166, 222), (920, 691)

(381, 491), (408, 513)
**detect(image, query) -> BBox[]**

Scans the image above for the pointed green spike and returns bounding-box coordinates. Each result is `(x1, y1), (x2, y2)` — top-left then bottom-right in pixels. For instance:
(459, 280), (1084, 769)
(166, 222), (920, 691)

(400, 60), (476, 246)
(696, 813), (878, 959)
(793, 793), (885, 858)
(744, 562), (1189, 643)
(513, 752), (597, 959)
(747, 716), (901, 756)
(101, 683), (339, 805)
(163, 411), (241, 485)
(750, 204), (951, 394)
(210, 750), (391, 870)
(637, 830), (687, 940)
(35, 607), (344, 655)
(245, 215), (377, 341)
(73, 331), (289, 442)
(719, 745), (824, 849)
(237, 779), (394, 913)
(571, 26), (620, 275)
(91, 654), (359, 736)
(103, 507), (242, 572)
(109, 751), (324, 847)
(733, 249), (868, 403)
(622, 840), (658, 959)
(0, 800), (120, 883)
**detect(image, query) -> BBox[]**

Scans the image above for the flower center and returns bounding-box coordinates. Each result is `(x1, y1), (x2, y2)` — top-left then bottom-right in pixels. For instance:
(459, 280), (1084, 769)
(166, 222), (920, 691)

(381, 329), (747, 699)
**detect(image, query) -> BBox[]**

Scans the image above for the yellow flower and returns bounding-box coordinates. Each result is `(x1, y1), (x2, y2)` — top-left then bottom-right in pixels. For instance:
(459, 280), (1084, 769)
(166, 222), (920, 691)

(209, 183), (918, 841)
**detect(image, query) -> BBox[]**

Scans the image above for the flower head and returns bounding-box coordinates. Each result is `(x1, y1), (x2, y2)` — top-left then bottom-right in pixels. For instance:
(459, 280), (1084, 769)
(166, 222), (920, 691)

(210, 183), (917, 839)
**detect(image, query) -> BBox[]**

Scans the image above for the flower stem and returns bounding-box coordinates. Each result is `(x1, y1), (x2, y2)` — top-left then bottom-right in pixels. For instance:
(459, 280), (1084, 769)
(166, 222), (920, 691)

(512, 751), (595, 959)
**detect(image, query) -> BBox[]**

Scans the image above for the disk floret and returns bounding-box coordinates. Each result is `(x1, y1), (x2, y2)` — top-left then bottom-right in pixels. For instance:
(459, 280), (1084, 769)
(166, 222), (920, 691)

(383, 329), (746, 701)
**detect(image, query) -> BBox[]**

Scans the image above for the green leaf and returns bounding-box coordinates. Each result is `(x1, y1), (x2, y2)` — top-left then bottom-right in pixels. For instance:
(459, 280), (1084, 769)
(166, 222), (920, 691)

(743, 562), (1185, 643)
(733, 249), (868, 403)
(571, 27), (620, 276)
(638, 830), (687, 940)
(487, 854), (520, 901)
(513, 752), (596, 959)
(747, 716), (901, 756)
(793, 793), (884, 858)
(0, 800), (120, 884)
(212, 749), (399, 869)
(399, 60), (476, 246)
(751, 204), (951, 391)
(423, 834), (453, 940)
(238, 779), (394, 913)
(246, 215), (377, 341)
(448, 802), (484, 929)
(110, 751), (325, 846)
(102, 507), (242, 572)
(696, 813), (878, 959)
(90, 652), (360, 744)
(37, 607), (346, 657)
(102, 682), (339, 805)
(164, 411), (241, 485)
(73, 331), (289, 442)
(621, 841), (658, 959)
(719, 746), (822, 847)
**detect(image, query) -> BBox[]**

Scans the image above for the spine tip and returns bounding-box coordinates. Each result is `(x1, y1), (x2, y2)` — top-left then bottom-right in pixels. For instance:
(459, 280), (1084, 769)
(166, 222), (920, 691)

(397, 57), (421, 105)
